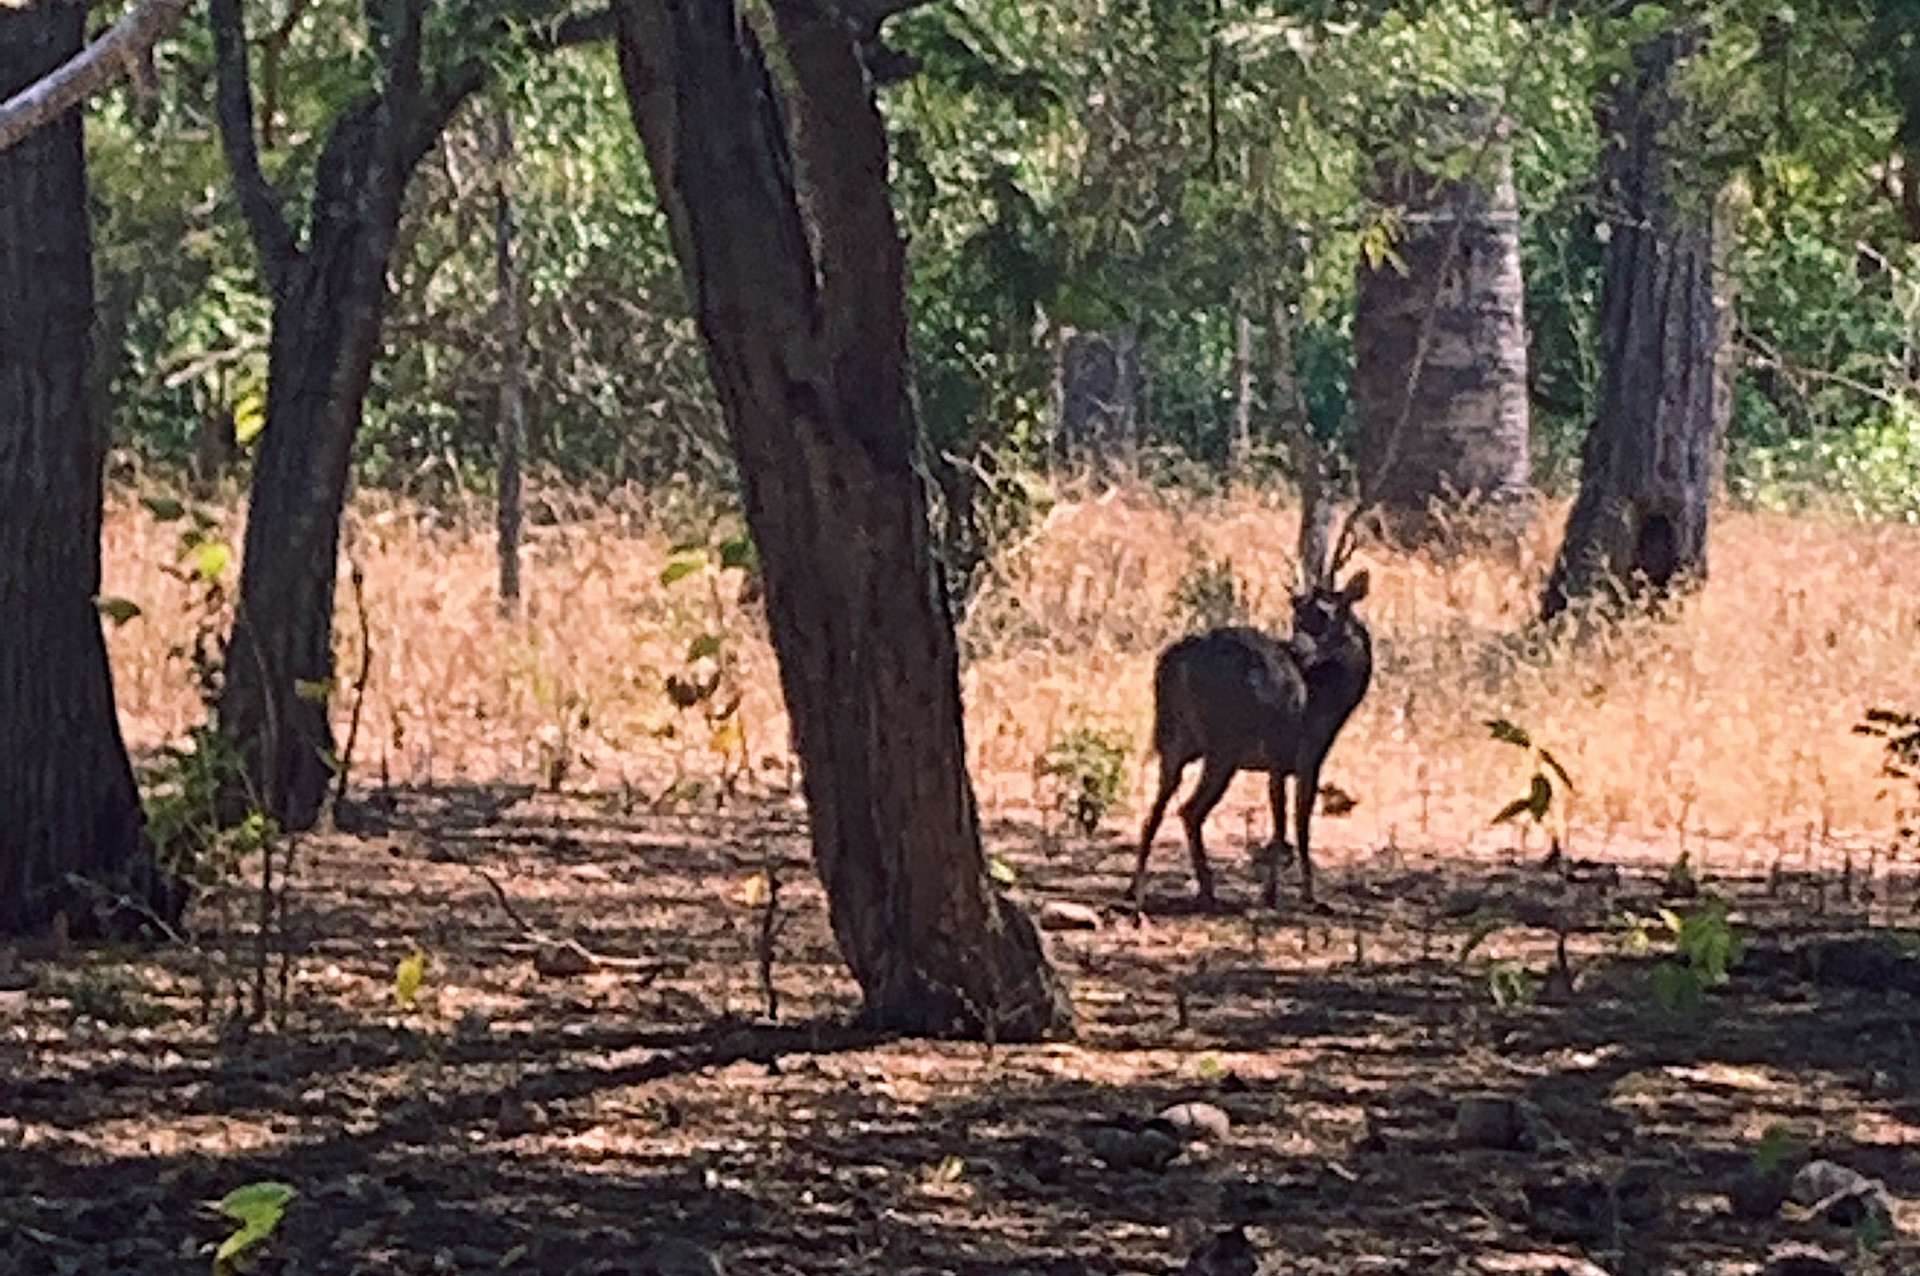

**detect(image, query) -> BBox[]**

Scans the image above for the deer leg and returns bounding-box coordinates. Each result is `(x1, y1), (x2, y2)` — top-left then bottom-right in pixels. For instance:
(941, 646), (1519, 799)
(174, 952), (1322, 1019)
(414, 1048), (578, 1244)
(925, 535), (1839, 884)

(1294, 760), (1321, 906)
(1131, 755), (1187, 908)
(1179, 757), (1236, 909)
(1263, 769), (1292, 908)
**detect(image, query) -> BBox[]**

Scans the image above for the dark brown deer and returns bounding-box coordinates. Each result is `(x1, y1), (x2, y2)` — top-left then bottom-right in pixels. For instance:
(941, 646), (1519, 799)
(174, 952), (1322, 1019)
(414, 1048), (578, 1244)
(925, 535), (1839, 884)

(1129, 570), (1371, 909)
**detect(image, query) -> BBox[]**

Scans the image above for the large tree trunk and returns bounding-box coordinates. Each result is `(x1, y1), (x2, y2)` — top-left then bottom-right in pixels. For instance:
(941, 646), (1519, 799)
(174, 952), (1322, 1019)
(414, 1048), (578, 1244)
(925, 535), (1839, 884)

(210, 0), (480, 828)
(1544, 30), (1720, 619)
(611, 0), (1070, 1041)
(0, 1), (178, 939)
(1353, 103), (1532, 539)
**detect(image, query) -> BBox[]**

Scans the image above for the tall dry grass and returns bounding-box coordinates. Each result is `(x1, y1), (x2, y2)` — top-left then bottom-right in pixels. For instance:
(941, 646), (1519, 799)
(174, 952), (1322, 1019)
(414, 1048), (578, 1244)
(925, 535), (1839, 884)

(101, 481), (1920, 871)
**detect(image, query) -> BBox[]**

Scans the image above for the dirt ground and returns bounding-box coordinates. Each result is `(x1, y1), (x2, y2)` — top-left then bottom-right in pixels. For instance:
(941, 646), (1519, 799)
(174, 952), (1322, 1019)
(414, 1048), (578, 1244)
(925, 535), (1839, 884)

(4, 787), (1918, 1276)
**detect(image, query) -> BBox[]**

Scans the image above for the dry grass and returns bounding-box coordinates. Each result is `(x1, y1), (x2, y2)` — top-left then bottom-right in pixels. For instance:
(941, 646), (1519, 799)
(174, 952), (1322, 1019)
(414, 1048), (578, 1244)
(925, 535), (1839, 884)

(102, 480), (1920, 875)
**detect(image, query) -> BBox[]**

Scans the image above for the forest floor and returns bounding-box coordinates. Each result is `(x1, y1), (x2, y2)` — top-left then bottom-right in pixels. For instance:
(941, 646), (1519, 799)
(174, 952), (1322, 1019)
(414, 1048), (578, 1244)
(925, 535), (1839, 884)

(4, 786), (1919, 1276)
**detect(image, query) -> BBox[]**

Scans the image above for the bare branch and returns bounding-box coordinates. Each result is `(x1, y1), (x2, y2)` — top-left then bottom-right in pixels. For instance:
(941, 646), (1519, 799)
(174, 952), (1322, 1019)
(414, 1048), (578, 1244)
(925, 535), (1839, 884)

(0, 0), (191, 154)
(210, 0), (300, 290)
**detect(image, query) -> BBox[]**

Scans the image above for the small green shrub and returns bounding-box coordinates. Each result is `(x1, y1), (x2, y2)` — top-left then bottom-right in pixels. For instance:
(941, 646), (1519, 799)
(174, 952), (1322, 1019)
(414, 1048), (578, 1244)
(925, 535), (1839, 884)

(1035, 725), (1132, 837)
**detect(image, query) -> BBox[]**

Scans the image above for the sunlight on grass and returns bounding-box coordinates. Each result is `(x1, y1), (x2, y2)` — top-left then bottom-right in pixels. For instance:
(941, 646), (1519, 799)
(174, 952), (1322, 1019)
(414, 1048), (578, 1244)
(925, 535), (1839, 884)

(101, 481), (1920, 871)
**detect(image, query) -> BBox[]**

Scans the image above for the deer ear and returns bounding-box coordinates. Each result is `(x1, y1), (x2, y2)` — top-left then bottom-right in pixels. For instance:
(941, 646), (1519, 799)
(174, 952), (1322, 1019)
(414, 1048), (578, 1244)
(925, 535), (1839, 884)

(1342, 570), (1370, 603)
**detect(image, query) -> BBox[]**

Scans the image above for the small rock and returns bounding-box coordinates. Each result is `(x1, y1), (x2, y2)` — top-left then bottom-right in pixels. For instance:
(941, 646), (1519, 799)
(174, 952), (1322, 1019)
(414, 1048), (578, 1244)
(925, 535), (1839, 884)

(1183, 1225), (1258, 1276)
(1455, 1093), (1528, 1151)
(1476, 1253), (1611, 1276)
(493, 1095), (548, 1137)
(1159, 1101), (1232, 1144)
(1039, 900), (1104, 931)
(1789, 1159), (1895, 1231)
(1081, 1119), (1182, 1172)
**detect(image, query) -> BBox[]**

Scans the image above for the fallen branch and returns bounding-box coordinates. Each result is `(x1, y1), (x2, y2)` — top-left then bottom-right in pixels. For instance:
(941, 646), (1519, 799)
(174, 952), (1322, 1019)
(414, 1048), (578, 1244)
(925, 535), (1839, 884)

(470, 865), (677, 980)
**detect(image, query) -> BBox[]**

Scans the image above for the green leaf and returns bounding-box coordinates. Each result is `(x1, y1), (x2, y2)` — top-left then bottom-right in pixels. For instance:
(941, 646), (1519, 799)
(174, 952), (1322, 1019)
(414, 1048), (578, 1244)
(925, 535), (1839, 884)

(142, 495), (187, 523)
(293, 678), (336, 704)
(1754, 1123), (1801, 1174)
(659, 557), (703, 587)
(1650, 961), (1703, 1015)
(213, 1180), (295, 1273)
(394, 948), (427, 1009)
(1486, 718), (1532, 749)
(233, 388), (266, 446)
(1492, 796), (1535, 826)
(718, 534), (757, 571)
(987, 855), (1017, 887)
(192, 540), (232, 584)
(686, 633), (724, 662)
(1537, 748), (1575, 794)
(96, 596), (144, 627)
(1458, 912), (1504, 961)
(1526, 772), (1553, 821)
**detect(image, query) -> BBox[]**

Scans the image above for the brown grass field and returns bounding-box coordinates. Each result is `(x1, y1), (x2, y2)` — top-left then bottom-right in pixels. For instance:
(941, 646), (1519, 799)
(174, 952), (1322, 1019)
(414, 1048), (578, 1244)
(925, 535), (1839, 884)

(104, 480), (1920, 873)
(4, 481), (1917, 1276)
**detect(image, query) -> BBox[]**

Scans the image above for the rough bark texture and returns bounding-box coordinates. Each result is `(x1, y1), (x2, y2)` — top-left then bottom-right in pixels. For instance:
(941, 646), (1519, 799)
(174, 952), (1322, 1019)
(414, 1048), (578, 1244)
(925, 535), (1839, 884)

(611, 0), (1070, 1040)
(1544, 31), (1720, 619)
(491, 103), (525, 615)
(0, 1), (178, 939)
(211, 0), (480, 828)
(1353, 110), (1531, 539)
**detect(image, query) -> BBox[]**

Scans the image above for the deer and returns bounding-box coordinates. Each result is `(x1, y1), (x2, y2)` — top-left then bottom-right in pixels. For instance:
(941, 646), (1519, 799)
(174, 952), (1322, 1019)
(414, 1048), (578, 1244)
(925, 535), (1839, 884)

(1128, 567), (1371, 910)
(1129, 338), (1376, 910)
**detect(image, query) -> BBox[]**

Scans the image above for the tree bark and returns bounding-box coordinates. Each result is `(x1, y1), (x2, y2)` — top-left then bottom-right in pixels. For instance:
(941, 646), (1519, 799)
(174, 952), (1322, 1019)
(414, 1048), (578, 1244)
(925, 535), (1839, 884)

(1353, 102), (1532, 541)
(490, 101), (526, 615)
(1053, 326), (1140, 480)
(1544, 29), (1720, 619)
(1227, 307), (1253, 479)
(611, 0), (1070, 1040)
(210, 0), (482, 828)
(0, 0), (179, 939)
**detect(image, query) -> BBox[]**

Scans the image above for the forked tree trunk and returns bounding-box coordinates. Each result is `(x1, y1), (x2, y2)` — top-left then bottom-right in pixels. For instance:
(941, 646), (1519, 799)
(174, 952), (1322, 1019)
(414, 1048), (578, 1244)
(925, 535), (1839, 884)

(1544, 29), (1720, 619)
(0, 1), (178, 938)
(611, 0), (1070, 1040)
(211, 0), (481, 827)
(1353, 102), (1531, 539)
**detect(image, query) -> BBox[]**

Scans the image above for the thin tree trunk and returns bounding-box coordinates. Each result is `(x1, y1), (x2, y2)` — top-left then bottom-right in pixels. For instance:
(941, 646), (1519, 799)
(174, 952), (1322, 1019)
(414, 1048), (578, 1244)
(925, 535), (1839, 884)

(611, 0), (1070, 1041)
(1227, 307), (1253, 479)
(490, 101), (525, 615)
(1544, 29), (1720, 619)
(0, 0), (178, 939)
(1353, 101), (1532, 541)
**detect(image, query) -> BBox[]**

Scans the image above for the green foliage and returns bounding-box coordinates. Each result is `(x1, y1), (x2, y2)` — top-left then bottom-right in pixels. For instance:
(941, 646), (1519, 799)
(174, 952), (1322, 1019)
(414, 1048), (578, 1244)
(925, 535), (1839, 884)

(1485, 719), (1575, 849)
(1035, 724), (1132, 837)
(141, 727), (278, 889)
(1623, 895), (1742, 1016)
(1170, 549), (1249, 633)
(1487, 959), (1537, 1009)
(58, 966), (162, 1028)
(212, 1181), (296, 1275)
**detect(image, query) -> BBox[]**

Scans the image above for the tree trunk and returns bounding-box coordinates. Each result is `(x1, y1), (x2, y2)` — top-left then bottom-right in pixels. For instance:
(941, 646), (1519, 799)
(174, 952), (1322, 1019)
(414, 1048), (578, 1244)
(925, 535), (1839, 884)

(210, 0), (481, 828)
(1544, 30), (1720, 619)
(611, 0), (1070, 1041)
(1227, 307), (1253, 479)
(1353, 102), (1532, 540)
(490, 101), (525, 615)
(0, 1), (178, 939)
(1053, 326), (1140, 480)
